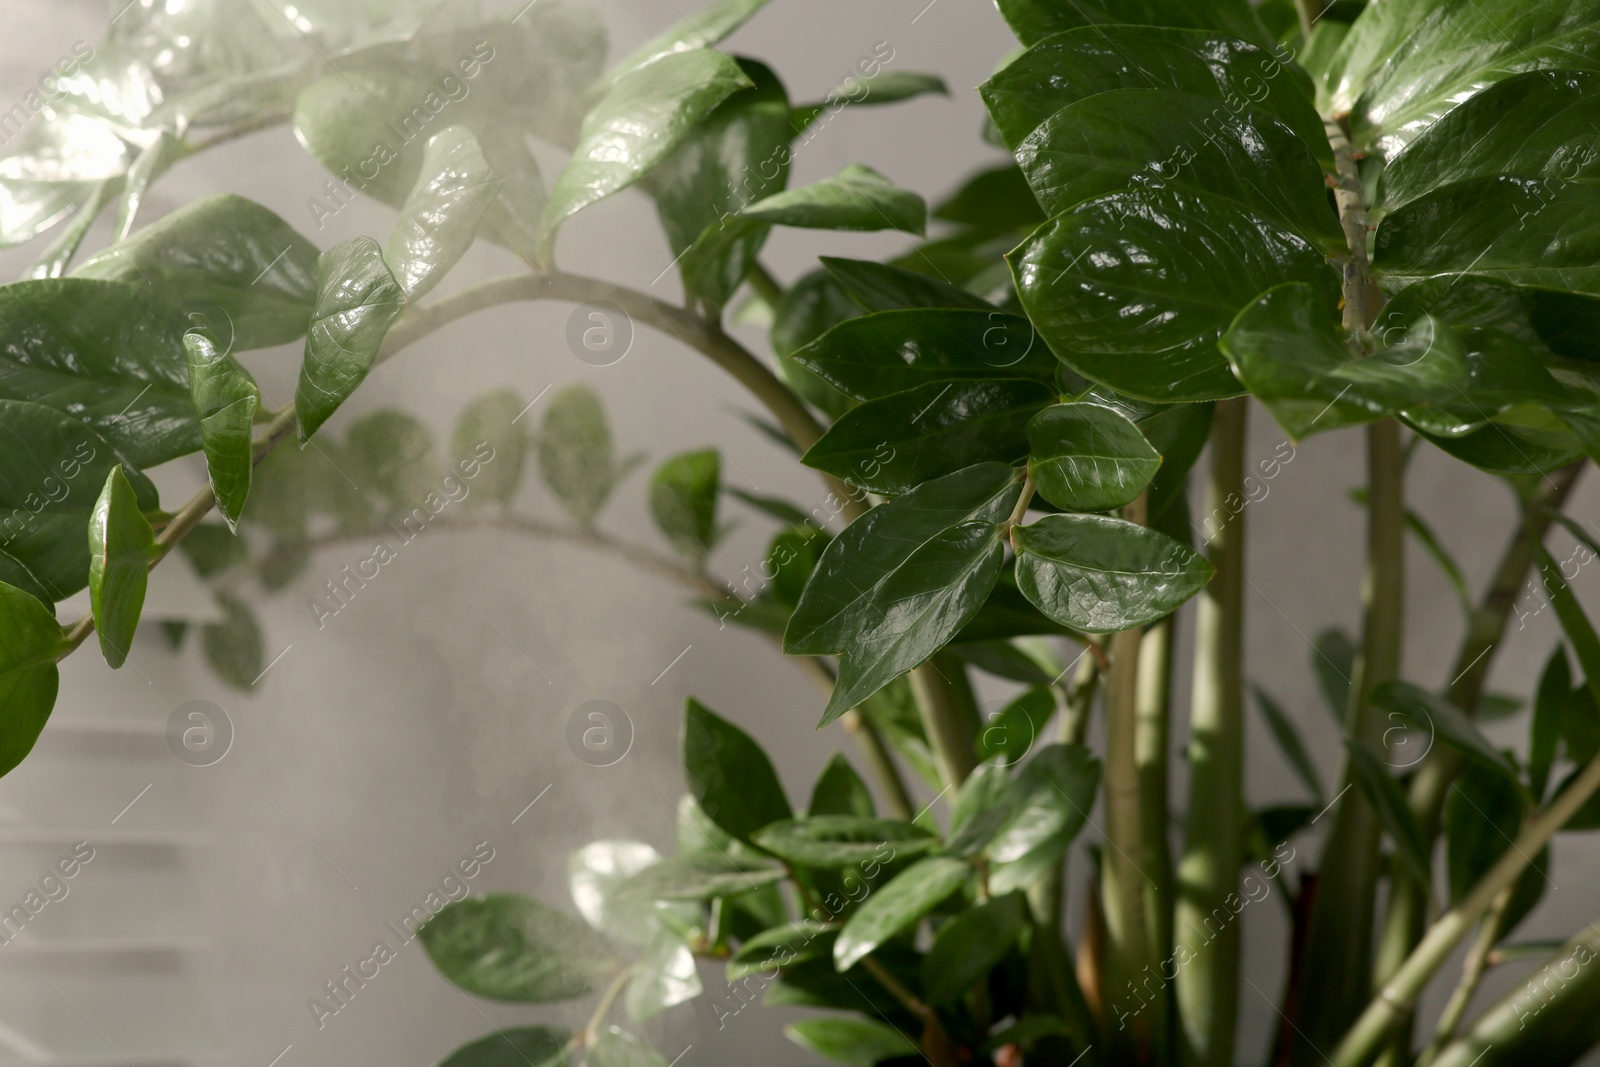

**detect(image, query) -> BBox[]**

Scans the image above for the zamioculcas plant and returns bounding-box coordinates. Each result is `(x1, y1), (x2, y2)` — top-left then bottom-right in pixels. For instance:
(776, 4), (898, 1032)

(6, 0), (1600, 1064)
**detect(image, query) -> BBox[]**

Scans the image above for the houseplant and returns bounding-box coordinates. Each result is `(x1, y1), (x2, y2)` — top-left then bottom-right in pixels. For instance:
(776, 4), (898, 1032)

(3, 0), (1600, 1064)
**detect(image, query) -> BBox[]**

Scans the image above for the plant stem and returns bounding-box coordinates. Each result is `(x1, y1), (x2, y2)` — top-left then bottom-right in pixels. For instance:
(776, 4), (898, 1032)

(1137, 614), (1177, 1053)
(1332, 746), (1600, 1067)
(1062, 646), (1101, 746)
(1416, 885), (1513, 1066)
(1175, 395), (1248, 1067)
(1294, 419), (1405, 1059)
(908, 657), (978, 788)
(584, 965), (640, 1044)
(1102, 493), (1162, 1062)
(842, 709), (915, 820)
(745, 261), (784, 307)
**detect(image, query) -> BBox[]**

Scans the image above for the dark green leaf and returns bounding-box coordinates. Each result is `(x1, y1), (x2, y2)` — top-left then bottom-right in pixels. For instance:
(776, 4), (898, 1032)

(785, 1017), (918, 1066)
(295, 237), (406, 441)
(1380, 71), (1600, 210)
(453, 390), (528, 507)
(184, 331), (259, 529)
(1444, 762), (1528, 905)
(1345, 741), (1433, 890)
(617, 854), (784, 902)
(652, 58), (790, 310)
(824, 521), (1007, 723)
(437, 1027), (571, 1067)
(1253, 686), (1325, 804)
(933, 165), (1045, 232)
(87, 467), (154, 670)
(793, 309), (1053, 403)
(981, 27), (1324, 164)
(1314, 628), (1357, 725)
(1013, 189), (1339, 401)
(803, 379), (1051, 495)
(77, 194), (320, 351)
(1015, 89), (1342, 252)
(1536, 544), (1600, 713)
(727, 919), (837, 981)
(820, 256), (992, 312)
(0, 399), (159, 601)
(538, 385), (618, 525)
(808, 754), (875, 817)
(1014, 513), (1215, 633)
(741, 164), (925, 235)
(922, 892), (1026, 1004)
(976, 686), (1057, 766)
(753, 817), (936, 869)
(833, 855), (970, 970)
(1371, 680), (1524, 790)
(650, 450), (721, 563)
(201, 593), (263, 690)
(1141, 400), (1215, 542)
(1374, 178), (1600, 294)
(419, 894), (613, 1003)
(1028, 402), (1162, 512)
(987, 744), (1100, 894)
(0, 279), (198, 468)
(387, 126), (502, 300)
(683, 698), (793, 842)
(540, 50), (754, 260)
(785, 462), (1021, 654)
(1532, 647), (1570, 801)
(0, 581), (63, 778)
(993, 0), (1270, 50)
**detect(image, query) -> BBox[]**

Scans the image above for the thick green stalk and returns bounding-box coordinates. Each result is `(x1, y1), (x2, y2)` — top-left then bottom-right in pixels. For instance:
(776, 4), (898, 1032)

(1175, 396), (1248, 1067)
(1417, 886), (1513, 1065)
(1294, 419), (1405, 1061)
(1333, 747), (1600, 1067)
(1372, 463), (1586, 1019)
(908, 657), (978, 788)
(1138, 616), (1176, 1050)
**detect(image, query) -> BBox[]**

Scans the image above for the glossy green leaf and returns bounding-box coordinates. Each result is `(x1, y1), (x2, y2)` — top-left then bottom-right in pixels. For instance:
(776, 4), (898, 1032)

(808, 754), (875, 818)
(419, 894), (613, 1003)
(820, 256), (992, 313)
(981, 27), (1325, 165)
(540, 49), (754, 261)
(785, 1017), (918, 1066)
(741, 164), (925, 235)
(87, 467), (154, 670)
(387, 126), (502, 301)
(1370, 680), (1523, 789)
(1015, 89), (1342, 252)
(1344, 741), (1433, 890)
(625, 927), (701, 1021)
(1253, 686), (1325, 805)
(922, 892), (1026, 1004)
(1013, 513), (1214, 633)
(294, 237), (406, 441)
(1374, 177), (1600, 294)
(1013, 189), (1339, 401)
(200, 592), (264, 690)
(0, 581), (63, 777)
(452, 390), (529, 508)
(683, 698), (792, 842)
(1532, 647), (1570, 801)
(1325, 0), (1600, 152)
(1027, 402), (1162, 512)
(728, 919), (837, 980)
(791, 309), (1055, 402)
(933, 164), (1046, 232)
(652, 58), (790, 310)
(1380, 71), (1600, 210)
(0, 399), (159, 602)
(825, 522), (1007, 724)
(753, 817), (936, 869)
(437, 1027), (571, 1067)
(77, 194), (320, 351)
(975, 686), (1056, 766)
(785, 462), (1021, 655)
(598, 0), (775, 91)
(987, 743), (1100, 894)
(803, 379), (1051, 495)
(833, 855), (969, 971)
(993, 0), (1269, 49)
(184, 331), (259, 529)
(650, 450), (721, 564)
(617, 854), (784, 902)
(538, 385), (619, 525)
(1221, 283), (1469, 440)
(0, 278), (198, 468)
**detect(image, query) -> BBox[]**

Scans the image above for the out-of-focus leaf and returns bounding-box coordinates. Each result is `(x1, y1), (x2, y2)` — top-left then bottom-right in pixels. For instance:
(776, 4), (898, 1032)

(201, 592), (264, 690)
(741, 164), (925, 235)
(808, 754), (875, 818)
(922, 892), (1026, 1003)
(833, 856), (970, 971)
(419, 894), (615, 1003)
(295, 237), (405, 441)
(649, 450), (721, 564)
(436, 1026), (571, 1067)
(452, 390), (528, 507)
(784, 1017), (918, 1066)
(683, 698), (792, 842)
(537, 385), (619, 526)
(753, 817), (936, 869)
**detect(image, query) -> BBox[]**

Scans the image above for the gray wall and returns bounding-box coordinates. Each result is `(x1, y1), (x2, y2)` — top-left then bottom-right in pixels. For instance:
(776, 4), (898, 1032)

(1, 2), (1597, 1065)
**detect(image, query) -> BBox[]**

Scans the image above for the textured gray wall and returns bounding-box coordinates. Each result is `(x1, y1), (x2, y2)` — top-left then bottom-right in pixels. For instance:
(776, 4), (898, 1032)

(0, 2), (1597, 1065)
